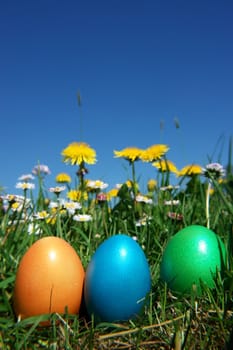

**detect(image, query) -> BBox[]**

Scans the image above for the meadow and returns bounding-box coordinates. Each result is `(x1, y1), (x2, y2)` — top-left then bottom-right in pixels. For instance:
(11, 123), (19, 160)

(1, 140), (233, 349)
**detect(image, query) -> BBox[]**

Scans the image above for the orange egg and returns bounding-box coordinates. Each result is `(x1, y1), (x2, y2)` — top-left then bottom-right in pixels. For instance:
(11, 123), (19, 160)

(13, 236), (85, 321)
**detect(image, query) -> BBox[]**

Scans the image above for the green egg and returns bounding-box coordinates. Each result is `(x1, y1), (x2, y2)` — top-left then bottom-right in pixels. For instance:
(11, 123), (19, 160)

(160, 225), (226, 295)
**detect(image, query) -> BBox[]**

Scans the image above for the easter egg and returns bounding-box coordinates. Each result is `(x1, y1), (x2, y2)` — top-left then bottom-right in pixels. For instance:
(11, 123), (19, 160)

(84, 234), (151, 322)
(160, 225), (226, 294)
(13, 236), (85, 321)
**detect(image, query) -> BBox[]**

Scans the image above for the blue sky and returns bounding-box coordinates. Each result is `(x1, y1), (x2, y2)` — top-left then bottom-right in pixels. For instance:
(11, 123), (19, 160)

(1, 0), (232, 195)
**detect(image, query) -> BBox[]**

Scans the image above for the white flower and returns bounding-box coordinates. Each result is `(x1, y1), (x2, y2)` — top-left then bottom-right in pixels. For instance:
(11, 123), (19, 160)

(136, 219), (147, 227)
(86, 180), (108, 190)
(160, 185), (180, 191)
(49, 201), (59, 209)
(15, 195), (28, 203)
(18, 174), (35, 181)
(28, 222), (42, 235)
(34, 210), (49, 220)
(135, 194), (153, 204)
(1, 195), (32, 211)
(11, 202), (23, 212)
(202, 163), (226, 179)
(15, 182), (35, 190)
(32, 164), (51, 176)
(49, 186), (66, 194)
(63, 201), (82, 215)
(116, 183), (123, 189)
(73, 214), (92, 222)
(135, 215), (152, 226)
(164, 200), (180, 206)
(8, 218), (27, 225)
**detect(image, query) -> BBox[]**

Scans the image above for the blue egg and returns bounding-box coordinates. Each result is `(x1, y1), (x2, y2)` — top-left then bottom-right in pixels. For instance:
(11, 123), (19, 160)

(84, 234), (151, 322)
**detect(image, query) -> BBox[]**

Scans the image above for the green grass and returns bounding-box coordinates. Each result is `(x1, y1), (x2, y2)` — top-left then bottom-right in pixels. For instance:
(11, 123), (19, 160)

(1, 153), (233, 349)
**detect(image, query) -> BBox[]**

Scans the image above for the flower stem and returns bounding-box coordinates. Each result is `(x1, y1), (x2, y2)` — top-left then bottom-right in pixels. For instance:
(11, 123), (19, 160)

(206, 182), (211, 229)
(131, 161), (137, 198)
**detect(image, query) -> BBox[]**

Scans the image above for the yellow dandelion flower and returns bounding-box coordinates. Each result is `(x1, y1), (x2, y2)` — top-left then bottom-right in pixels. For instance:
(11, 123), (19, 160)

(178, 164), (202, 177)
(61, 142), (97, 165)
(50, 207), (58, 215)
(44, 198), (50, 207)
(59, 208), (67, 216)
(107, 188), (119, 200)
(67, 189), (88, 201)
(56, 173), (71, 183)
(126, 180), (133, 188)
(125, 180), (139, 191)
(114, 147), (144, 162)
(147, 179), (157, 192)
(152, 159), (178, 174)
(140, 144), (169, 162)
(46, 216), (56, 225)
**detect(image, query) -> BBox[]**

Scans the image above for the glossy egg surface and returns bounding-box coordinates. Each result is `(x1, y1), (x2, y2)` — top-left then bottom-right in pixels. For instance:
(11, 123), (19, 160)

(84, 234), (151, 322)
(160, 225), (226, 294)
(13, 236), (85, 320)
